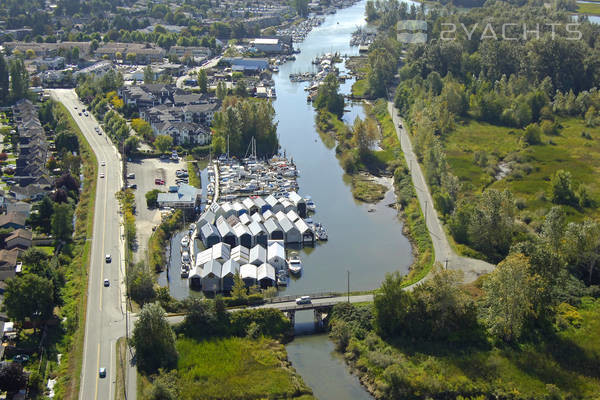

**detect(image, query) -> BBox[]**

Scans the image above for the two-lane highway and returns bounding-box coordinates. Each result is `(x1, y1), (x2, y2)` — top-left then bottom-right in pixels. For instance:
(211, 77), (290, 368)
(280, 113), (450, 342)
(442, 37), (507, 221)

(48, 89), (129, 400)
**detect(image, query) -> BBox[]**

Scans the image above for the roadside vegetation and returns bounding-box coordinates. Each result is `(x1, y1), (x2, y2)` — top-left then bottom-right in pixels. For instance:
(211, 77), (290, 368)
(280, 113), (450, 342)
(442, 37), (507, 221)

(132, 299), (315, 400)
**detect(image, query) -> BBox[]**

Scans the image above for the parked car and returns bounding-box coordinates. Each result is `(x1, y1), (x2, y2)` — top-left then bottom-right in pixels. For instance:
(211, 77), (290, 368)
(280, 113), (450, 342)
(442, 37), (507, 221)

(127, 184), (137, 189)
(127, 173), (135, 179)
(155, 178), (165, 185)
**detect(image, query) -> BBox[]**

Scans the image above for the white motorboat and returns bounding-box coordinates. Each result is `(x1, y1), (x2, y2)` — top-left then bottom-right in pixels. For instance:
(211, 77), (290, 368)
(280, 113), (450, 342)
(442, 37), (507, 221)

(287, 252), (302, 274)
(306, 199), (316, 212)
(181, 251), (190, 264)
(181, 235), (190, 247)
(277, 270), (288, 286)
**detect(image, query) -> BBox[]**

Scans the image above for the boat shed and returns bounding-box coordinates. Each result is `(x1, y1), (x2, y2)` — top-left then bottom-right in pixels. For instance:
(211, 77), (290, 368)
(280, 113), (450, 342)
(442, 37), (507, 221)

(220, 202), (235, 218)
(211, 242), (231, 263)
(263, 209), (274, 221)
(286, 210), (300, 223)
(226, 214), (240, 227)
(257, 263), (276, 288)
(216, 216), (237, 247)
(280, 198), (296, 213)
(250, 212), (263, 224)
(201, 260), (222, 292)
(248, 221), (268, 247)
(279, 216), (301, 243)
(253, 197), (269, 213)
(288, 192), (307, 217)
(239, 213), (252, 226)
(240, 263), (257, 287)
(295, 219), (315, 244)
(189, 266), (202, 288)
(232, 223), (252, 248)
(221, 259), (240, 291)
(263, 217), (284, 240)
(274, 211), (288, 223)
(231, 244), (250, 264)
(200, 223), (221, 247)
(197, 210), (216, 228)
(266, 194), (284, 213)
(233, 201), (248, 216)
(195, 248), (213, 268)
(249, 244), (267, 266)
(243, 197), (259, 214)
(267, 240), (286, 271)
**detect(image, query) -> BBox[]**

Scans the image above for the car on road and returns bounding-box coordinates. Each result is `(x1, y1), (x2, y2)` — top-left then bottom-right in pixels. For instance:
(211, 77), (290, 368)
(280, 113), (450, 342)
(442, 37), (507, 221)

(101, 161), (105, 166)
(295, 296), (311, 305)
(127, 184), (137, 189)
(99, 173), (105, 178)
(99, 368), (106, 378)
(127, 173), (135, 179)
(105, 254), (111, 263)
(104, 279), (110, 287)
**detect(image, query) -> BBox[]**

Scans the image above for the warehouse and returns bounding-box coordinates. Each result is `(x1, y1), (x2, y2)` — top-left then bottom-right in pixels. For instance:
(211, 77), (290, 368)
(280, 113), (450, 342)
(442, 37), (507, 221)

(249, 244), (267, 266)
(200, 223), (221, 247)
(264, 217), (284, 241)
(216, 216), (237, 247)
(240, 263), (258, 287)
(221, 259), (240, 291)
(201, 260), (222, 292)
(257, 263), (276, 288)
(248, 220), (268, 247)
(267, 240), (286, 271)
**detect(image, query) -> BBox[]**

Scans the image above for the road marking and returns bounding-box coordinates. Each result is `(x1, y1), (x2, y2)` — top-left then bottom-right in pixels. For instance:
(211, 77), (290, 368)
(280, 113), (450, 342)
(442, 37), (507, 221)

(99, 157), (109, 311)
(94, 343), (100, 400)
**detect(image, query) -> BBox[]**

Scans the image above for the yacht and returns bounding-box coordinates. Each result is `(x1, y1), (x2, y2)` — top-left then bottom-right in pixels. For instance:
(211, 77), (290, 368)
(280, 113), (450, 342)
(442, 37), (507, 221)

(287, 252), (302, 274)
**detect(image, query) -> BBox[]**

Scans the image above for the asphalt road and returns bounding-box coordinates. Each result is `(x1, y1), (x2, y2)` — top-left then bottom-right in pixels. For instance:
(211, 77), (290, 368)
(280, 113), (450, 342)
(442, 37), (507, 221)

(48, 89), (130, 400)
(387, 101), (495, 282)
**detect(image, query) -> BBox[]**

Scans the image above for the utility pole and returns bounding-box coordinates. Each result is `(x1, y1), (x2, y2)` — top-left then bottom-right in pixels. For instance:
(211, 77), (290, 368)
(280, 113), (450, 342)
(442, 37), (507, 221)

(347, 270), (350, 303)
(424, 199), (427, 222)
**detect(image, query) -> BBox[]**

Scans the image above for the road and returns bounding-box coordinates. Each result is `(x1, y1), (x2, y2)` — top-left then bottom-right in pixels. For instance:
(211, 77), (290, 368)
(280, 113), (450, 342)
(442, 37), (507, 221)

(387, 101), (495, 282)
(175, 57), (222, 89)
(48, 89), (132, 400)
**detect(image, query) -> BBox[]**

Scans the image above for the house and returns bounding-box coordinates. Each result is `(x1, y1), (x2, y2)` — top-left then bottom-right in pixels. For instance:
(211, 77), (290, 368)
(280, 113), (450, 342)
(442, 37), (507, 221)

(95, 42), (165, 64)
(239, 213), (251, 226)
(242, 197), (258, 214)
(201, 260), (222, 292)
(197, 210), (216, 228)
(286, 210), (300, 223)
(0, 212), (27, 230)
(253, 197), (269, 213)
(250, 38), (282, 53)
(211, 242), (231, 263)
(156, 184), (201, 210)
(223, 57), (269, 73)
(221, 259), (239, 291)
(168, 46), (212, 60)
(249, 244), (267, 266)
(189, 266), (202, 288)
(4, 229), (32, 251)
(153, 121), (211, 145)
(240, 263), (257, 287)
(232, 201), (247, 216)
(257, 263), (276, 288)
(267, 240), (286, 271)
(0, 249), (19, 281)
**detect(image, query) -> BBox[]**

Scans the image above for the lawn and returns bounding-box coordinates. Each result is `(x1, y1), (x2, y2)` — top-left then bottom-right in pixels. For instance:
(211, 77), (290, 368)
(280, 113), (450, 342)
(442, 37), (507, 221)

(145, 337), (316, 400)
(577, 1), (600, 14)
(444, 118), (600, 221)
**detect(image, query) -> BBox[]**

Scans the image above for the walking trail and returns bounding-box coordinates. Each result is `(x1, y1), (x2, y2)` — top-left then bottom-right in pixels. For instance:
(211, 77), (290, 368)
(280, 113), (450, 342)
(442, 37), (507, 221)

(387, 102), (495, 283)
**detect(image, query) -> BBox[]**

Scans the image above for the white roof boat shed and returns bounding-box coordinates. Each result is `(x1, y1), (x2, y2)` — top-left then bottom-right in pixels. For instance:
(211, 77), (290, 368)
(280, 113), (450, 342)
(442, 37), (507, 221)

(249, 244), (267, 266)
(263, 217), (284, 241)
(221, 259), (240, 291)
(267, 240), (286, 271)
(257, 263), (276, 288)
(278, 215), (301, 243)
(201, 260), (222, 292)
(240, 263), (257, 287)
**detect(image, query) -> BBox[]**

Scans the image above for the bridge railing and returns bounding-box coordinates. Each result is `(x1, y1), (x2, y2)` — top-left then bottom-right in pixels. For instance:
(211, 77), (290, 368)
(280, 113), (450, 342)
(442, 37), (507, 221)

(277, 301), (339, 312)
(265, 292), (338, 304)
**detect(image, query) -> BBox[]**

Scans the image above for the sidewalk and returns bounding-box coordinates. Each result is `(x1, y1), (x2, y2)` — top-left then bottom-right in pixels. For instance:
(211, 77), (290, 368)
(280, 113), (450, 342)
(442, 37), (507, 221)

(387, 102), (495, 283)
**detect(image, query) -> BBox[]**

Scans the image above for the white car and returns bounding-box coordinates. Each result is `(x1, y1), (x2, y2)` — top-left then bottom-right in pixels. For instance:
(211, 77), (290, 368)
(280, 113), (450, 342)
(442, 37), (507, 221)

(101, 161), (105, 166)
(105, 254), (111, 263)
(295, 296), (311, 305)
(99, 173), (105, 178)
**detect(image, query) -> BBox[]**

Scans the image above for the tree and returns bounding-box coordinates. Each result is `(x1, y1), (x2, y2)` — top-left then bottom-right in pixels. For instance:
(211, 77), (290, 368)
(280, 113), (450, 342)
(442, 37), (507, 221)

(3, 274), (54, 331)
(565, 219), (600, 284)
(522, 123), (541, 145)
(124, 135), (140, 154)
(353, 117), (377, 157)
(51, 202), (74, 244)
(197, 69), (208, 94)
(314, 73), (344, 118)
(131, 303), (178, 374)
(0, 54), (9, 105)
(551, 169), (578, 207)
(55, 130), (79, 153)
(154, 135), (173, 153)
(131, 118), (153, 141)
(180, 297), (219, 338)
(234, 80), (247, 97)
(126, 52), (137, 64)
(127, 262), (156, 305)
(481, 253), (534, 342)
(9, 58), (29, 101)
(144, 65), (154, 84)
(216, 81), (227, 100)
(28, 196), (54, 233)
(0, 362), (27, 394)
(231, 272), (247, 301)
(373, 271), (413, 338)
(145, 189), (163, 208)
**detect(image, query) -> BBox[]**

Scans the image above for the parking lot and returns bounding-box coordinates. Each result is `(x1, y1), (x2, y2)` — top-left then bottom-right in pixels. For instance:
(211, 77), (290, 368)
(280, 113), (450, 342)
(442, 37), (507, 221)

(126, 157), (187, 263)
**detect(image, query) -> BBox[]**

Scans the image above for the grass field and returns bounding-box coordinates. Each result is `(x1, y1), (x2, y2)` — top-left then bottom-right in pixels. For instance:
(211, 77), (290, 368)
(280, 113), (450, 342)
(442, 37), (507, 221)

(577, 1), (600, 14)
(351, 174), (388, 203)
(138, 337), (316, 400)
(444, 118), (600, 222)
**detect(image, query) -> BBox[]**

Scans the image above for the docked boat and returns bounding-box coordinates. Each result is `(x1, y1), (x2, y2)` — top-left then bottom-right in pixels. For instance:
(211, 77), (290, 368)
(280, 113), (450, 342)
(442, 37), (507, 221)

(287, 252), (302, 274)
(181, 235), (190, 247)
(181, 251), (190, 264)
(180, 264), (190, 278)
(314, 223), (328, 241)
(277, 270), (288, 286)
(306, 199), (316, 212)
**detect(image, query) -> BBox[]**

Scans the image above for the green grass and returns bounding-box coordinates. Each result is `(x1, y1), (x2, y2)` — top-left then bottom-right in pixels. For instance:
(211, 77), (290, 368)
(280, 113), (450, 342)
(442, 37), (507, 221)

(187, 161), (201, 188)
(351, 78), (369, 99)
(577, 1), (600, 14)
(37, 245), (55, 255)
(351, 174), (388, 203)
(138, 337), (316, 400)
(445, 118), (600, 222)
(115, 337), (127, 400)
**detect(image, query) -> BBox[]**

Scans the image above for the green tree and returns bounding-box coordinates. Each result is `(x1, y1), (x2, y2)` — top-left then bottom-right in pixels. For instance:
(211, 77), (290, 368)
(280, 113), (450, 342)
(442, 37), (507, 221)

(154, 135), (173, 153)
(565, 219), (600, 284)
(216, 81), (227, 100)
(145, 189), (163, 208)
(314, 73), (344, 118)
(28, 196), (54, 233)
(292, 0), (309, 16)
(3, 274), (54, 332)
(231, 272), (247, 301)
(127, 262), (156, 306)
(144, 65), (154, 84)
(0, 54), (9, 105)
(131, 303), (178, 374)
(522, 123), (541, 145)
(51, 202), (74, 244)
(0, 362), (27, 394)
(197, 69), (208, 94)
(126, 52), (137, 64)
(234, 80), (247, 97)
(124, 135), (140, 154)
(481, 253), (534, 342)
(55, 130), (79, 153)
(551, 169), (578, 207)
(9, 58), (29, 101)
